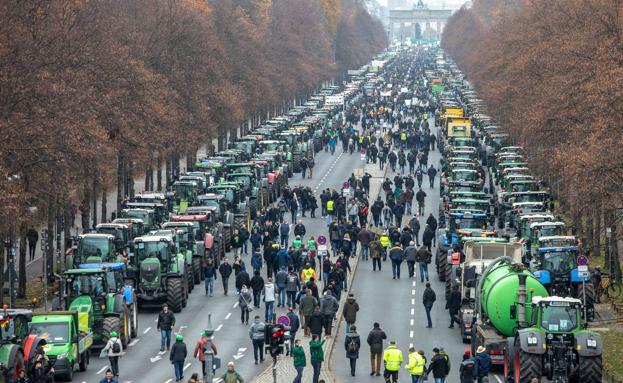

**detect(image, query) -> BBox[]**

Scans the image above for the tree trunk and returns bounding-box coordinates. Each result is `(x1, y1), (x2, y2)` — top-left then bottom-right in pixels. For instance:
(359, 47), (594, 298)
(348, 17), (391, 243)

(585, 209), (593, 256)
(128, 161), (135, 199)
(186, 151), (193, 173)
(63, 202), (71, 251)
(117, 153), (124, 213)
(18, 222), (27, 298)
(101, 187), (107, 224)
(47, 195), (55, 281)
(157, 155), (163, 191)
(92, 177), (98, 227)
(592, 205), (601, 258)
(81, 184), (91, 232)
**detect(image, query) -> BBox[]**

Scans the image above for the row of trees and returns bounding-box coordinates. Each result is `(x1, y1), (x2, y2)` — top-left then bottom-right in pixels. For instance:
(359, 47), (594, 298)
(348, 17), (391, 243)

(441, 0), (623, 277)
(0, 0), (387, 299)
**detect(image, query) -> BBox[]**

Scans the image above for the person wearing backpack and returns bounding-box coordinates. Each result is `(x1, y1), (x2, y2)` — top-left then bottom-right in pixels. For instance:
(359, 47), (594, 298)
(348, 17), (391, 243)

(102, 331), (123, 377)
(459, 350), (477, 383)
(344, 325), (361, 377)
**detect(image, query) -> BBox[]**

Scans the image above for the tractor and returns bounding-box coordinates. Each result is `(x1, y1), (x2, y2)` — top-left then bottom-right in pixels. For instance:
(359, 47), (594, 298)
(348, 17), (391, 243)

(0, 309), (46, 383)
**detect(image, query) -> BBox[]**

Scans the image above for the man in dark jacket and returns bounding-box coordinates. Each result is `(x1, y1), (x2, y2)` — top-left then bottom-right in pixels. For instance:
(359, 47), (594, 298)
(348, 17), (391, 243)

(219, 258), (233, 295)
(426, 213), (438, 246)
(170, 334), (187, 382)
(427, 165), (437, 188)
(415, 188), (427, 216)
(475, 346), (492, 383)
(319, 291), (339, 336)
(250, 271), (264, 308)
(446, 285), (462, 328)
(416, 245), (432, 282)
(371, 197), (384, 227)
(343, 293), (360, 332)
(235, 268), (251, 294)
(293, 220), (306, 241)
(426, 347), (450, 382)
(459, 351), (477, 383)
(393, 203), (405, 228)
(422, 283), (436, 328)
(309, 307), (325, 338)
(157, 304), (176, 351)
(366, 322), (387, 376)
(388, 243), (404, 279)
(422, 224), (434, 252)
(409, 216), (421, 246)
(286, 308), (300, 355)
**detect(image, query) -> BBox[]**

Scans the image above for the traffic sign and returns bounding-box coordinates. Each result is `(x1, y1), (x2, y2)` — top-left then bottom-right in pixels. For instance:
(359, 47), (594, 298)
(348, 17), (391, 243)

(317, 236), (327, 245)
(578, 264), (589, 278)
(577, 255), (588, 266)
(276, 315), (290, 327)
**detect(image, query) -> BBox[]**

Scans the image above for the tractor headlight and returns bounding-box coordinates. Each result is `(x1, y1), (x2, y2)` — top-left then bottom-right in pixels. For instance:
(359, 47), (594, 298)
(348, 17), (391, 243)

(527, 336), (538, 346)
(57, 352), (68, 359)
(587, 339), (597, 349)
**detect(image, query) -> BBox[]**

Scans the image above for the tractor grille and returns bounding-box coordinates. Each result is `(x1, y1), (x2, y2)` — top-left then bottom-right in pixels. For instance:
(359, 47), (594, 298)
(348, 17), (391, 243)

(140, 263), (160, 283)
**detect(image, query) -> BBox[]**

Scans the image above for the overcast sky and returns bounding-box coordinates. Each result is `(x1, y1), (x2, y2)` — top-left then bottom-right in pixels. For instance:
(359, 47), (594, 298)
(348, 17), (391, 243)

(377, 0), (469, 9)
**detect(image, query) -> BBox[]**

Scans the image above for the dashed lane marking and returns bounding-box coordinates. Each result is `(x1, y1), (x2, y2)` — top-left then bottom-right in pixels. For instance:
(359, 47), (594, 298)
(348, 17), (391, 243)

(96, 366), (108, 374)
(410, 319), (414, 326)
(409, 330), (414, 338)
(143, 327), (152, 334)
(411, 289), (416, 295)
(183, 363), (191, 371)
(216, 324), (223, 332)
(411, 298), (415, 305)
(411, 308), (415, 315)
(128, 339), (140, 347)
(233, 302), (239, 308)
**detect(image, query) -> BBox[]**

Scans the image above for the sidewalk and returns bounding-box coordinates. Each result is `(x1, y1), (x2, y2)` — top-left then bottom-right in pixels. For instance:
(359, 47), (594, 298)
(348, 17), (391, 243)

(252, 159), (386, 383)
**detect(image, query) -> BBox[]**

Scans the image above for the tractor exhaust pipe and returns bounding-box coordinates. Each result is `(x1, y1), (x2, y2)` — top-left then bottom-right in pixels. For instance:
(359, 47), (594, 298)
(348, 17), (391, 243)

(518, 273), (528, 328)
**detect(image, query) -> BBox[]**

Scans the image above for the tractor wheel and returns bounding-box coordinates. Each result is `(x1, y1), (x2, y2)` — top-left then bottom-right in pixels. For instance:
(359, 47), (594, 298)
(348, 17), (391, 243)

(514, 348), (542, 383)
(444, 261), (452, 290)
(578, 355), (602, 383)
(249, 199), (258, 221)
(66, 362), (74, 381)
(121, 307), (130, 347)
(187, 267), (194, 292)
(130, 295), (138, 338)
(102, 316), (121, 346)
(192, 257), (202, 285)
(6, 349), (25, 382)
(166, 278), (184, 313)
(577, 282), (595, 319)
(79, 350), (89, 372)
(437, 251), (447, 282)
(183, 274), (189, 307)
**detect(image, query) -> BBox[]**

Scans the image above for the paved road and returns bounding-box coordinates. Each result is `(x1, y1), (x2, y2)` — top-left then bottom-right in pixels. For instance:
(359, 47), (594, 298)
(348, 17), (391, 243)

(69, 145), (367, 383)
(330, 135), (504, 383)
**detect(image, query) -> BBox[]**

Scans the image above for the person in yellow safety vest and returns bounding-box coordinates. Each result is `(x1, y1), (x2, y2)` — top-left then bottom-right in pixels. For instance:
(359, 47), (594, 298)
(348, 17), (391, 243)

(400, 131), (407, 143)
(326, 200), (335, 224)
(383, 341), (403, 383)
(301, 264), (317, 284)
(379, 232), (390, 261)
(405, 347), (425, 382)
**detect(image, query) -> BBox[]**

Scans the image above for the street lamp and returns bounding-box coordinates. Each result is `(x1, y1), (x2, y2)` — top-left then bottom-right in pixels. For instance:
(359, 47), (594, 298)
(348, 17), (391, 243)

(203, 313), (216, 383)
(3, 238), (15, 308)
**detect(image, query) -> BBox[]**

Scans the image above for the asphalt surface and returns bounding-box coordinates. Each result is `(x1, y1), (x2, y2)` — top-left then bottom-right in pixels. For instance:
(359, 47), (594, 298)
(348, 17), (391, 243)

(330, 130), (505, 383)
(69, 144), (367, 383)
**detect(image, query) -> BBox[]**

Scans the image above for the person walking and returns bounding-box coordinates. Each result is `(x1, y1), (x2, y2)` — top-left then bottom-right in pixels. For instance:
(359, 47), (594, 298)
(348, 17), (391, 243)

(170, 334), (187, 382)
(416, 188), (427, 216)
(299, 289), (318, 337)
(235, 268), (251, 294)
(426, 348), (450, 383)
(416, 245), (432, 282)
(285, 268), (300, 309)
(427, 165), (437, 188)
(343, 293), (359, 333)
(249, 315), (265, 364)
(157, 304), (176, 351)
(275, 267), (288, 308)
(102, 331), (123, 377)
(99, 369), (118, 383)
(238, 286), (252, 325)
(388, 242), (404, 279)
(409, 216), (421, 246)
(405, 241), (417, 278)
(310, 335), (326, 383)
(370, 236), (383, 271)
(415, 168), (424, 188)
(203, 258), (216, 296)
(221, 362), (244, 383)
(286, 307), (300, 354)
(292, 339), (306, 383)
(459, 350), (477, 383)
(405, 347), (426, 383)
(250, 270), (265, 308)
(422, 282), (436, 328)
(422, 225), (434, 252)
(446, 285), (462, 328)
(344, 325), (361, 377)
(319, 291), (339, 336)
(26, 226), (38, 261)
(383, 341), (404, 383)
(475, 346), (492, 383)
(219, 258), (233, 296)
(309, 306), (325, 338)
(263, 277), (276, 322)
(426, 214), (438, 247)
(367, 322), (387, 376)
(194, 331), (217, 377)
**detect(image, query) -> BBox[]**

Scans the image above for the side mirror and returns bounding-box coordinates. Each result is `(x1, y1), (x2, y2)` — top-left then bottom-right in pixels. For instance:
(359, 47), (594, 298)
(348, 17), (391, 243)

(510, 305), (517, 320)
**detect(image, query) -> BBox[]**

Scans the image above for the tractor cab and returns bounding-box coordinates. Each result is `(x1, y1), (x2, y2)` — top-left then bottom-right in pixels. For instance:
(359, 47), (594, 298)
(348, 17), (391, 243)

(96, 223), (133, 256)
(71, 234), (119, 268)
(119, 209), (155, 232)
(112, 218), (145, 239)
(171, 180), (200, 208)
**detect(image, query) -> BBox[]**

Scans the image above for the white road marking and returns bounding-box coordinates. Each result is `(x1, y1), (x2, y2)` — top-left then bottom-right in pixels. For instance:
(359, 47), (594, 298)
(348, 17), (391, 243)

(233, 302), (239, 308)
(411, 308), (415, 315)
(216, 324), (223, 331)
(409, 330), (414, 338)
(495, 375), (503, 383)
(158, 350), (167, 355)
(412, 281), (416, 287)
(128, 339), (140, 347)
(233, 353), (244, 360)
(96, 366), (108, 374)
(213, 379), (223, 383)
(154, 318), (158, 322)
(225, 312), (232, 320)
(183, 363), (191, 371)
(409, 343), (413, 349)
(143, 327), (152, 334)
(165, 379), (173, 383)
(411, 289), (416, 295)
(150, 355), (162, 363)
(411, 298), (415, 305)
(410, 319), (414, 326)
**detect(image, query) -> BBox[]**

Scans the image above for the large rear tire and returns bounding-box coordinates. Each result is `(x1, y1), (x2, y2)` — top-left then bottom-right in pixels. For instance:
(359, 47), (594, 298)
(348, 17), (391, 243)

(577, 282), (595, 320)
(578, 355), (602, 383)
(6, 349), (25, 382)
(192, 257), (202, 285)
(130, 296), (138, 338)
(437, 251), (447, 282)
(514, 349), (542, 383)
(166, 278), (184, 313)
(79, 350), (89, 372)
(102, 316), (121, 346)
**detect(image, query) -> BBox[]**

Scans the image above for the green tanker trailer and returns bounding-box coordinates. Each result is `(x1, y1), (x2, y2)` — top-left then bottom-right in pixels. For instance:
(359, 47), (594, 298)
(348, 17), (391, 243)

(472, 257), (602, 383)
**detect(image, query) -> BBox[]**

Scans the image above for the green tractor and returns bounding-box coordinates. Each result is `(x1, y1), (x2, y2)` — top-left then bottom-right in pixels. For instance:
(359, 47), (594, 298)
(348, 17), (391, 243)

(149, 229), (195, 293)
(61, 262), (138, 349)
(133, 235), (189, 313)
(119, 208), (156, 233)
(67, 233), (122, 269)
(162, 221), (204, 284)
(96, 223), (134, 258)
(0, 309), (46, 382)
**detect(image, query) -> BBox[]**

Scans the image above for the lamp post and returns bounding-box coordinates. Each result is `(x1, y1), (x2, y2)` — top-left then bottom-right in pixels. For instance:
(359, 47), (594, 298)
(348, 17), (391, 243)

(4, 238), (15, 308)
(203, 313), (215, 383)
